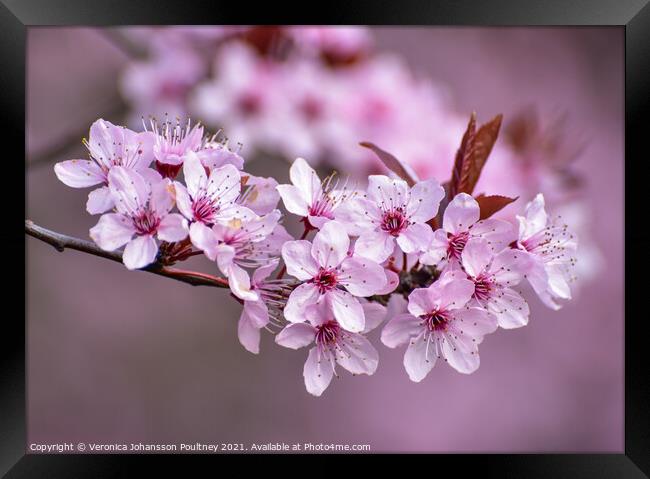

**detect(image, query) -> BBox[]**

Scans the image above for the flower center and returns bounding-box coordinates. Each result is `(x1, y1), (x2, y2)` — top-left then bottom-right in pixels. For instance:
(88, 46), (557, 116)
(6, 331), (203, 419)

(447, 231), (469, 259)
(422, 310), (450, 332)
(473, 273), (493, 302)
(312, 268), (338, 293)
(380, 209), (408, 237)
(315, 321), (341, 346)
(192, 195), (218, 224)
(132, 209), (161, 236)
(308, 198), (334, 219)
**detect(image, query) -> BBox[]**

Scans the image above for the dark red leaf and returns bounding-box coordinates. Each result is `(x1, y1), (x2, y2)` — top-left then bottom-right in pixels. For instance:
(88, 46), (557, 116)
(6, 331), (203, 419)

(475, 194), (518, 220)
(448, 113), (503, 199)
(360, 142), (416, 186)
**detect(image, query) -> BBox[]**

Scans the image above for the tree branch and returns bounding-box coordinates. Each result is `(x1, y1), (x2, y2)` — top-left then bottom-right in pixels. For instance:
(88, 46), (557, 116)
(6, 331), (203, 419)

(25, 220), (229, 289)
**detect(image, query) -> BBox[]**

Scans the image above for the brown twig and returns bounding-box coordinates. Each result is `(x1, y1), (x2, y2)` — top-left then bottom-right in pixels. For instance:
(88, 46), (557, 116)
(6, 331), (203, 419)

(25, 220), (229, 289)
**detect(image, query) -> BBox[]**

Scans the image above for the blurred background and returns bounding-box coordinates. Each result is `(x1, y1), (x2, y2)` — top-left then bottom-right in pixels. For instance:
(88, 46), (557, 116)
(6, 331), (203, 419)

(26, 26), (623, 452)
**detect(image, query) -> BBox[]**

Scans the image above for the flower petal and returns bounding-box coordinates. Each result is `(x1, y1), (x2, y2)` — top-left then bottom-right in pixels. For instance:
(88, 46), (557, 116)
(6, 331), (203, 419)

(303, 347), (334, 397)
(407, 179), (445, 223)
(289, 157), (322, 205)
(361, 301), (387, 333)
(238, 311), (262, 354)
(173, 182), (194, 221)
(328, 289), (365, 332)
(182, 151), (208, 197)
(240, 175), (279, 215)
(227, 263), (259, 302)
(443, 193), (480, 235)
(338, 256), (387, 297)
(122, 235), (158, 270)
(396, 223), (433, 254)
(86, 186), (115, 214)
(381, 313), (421, 348)
(452, 307), (497, 338)
(54, 159), (105, 188)
(284, 283), (320, 323)
(461, 237), (492, 278)
(89, 213), (134, 251)
(334, 197), (379, 235)
(403, 333), (436, 382)
(367, 175), (409, 210)
(489, 248), (527, 287)
(487, 287), (530, 329)
(335, 333), (379, 375)
(311, 220), (349, 269)
(276, 184), (309, 217)
(108, 166), (150, 215)
(419, 228), (449, 266)
(207, 163), (241, 206)
(282, 240), (319, 280)
(189, 222), (220, 260)
(354, 230), (395, 263)
(275, 322), (316, 350)
(441, 332), (480, 374)
(157, 213), (188, 242)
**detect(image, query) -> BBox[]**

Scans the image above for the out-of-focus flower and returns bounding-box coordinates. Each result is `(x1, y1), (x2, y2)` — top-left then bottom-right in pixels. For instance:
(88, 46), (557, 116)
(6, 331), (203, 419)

(89, 167), (188, 270)
(277, 157), (355, 229)
(459, 238), (530, 329)
(275, 299), (381, 396)
(381, 273), (496, 381)
(54, 119), (154, 214)
(335, 175), (444, 263)
(515, 194), (578, 310)
(281, 220), (387, 332)
(420, 193), (513, 268)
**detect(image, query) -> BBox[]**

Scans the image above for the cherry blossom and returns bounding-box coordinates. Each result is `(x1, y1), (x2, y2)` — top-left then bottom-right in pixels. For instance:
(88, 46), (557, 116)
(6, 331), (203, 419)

(459, 238), (530, 329)
(54, 119), (154, 214)
(275, 299), (382, 396)
(174, 152), (255, 242)
(190, 209), (290, 301)
(89, 167), (188, 270)
(381, 273), (496, 381)
(335, 175), (444, 263)
(515, 194), (578, 310)
(146, 117), (205, 178)
(281, 220), (387, 332)
(420, 193), (514, 269)
(277, 157), (356, 229)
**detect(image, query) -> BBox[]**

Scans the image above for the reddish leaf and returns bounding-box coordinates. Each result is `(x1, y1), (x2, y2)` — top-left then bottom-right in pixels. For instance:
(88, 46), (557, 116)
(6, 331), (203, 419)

(360, 142), (416, 186)
(448, 113), (503, 199)
(475, 194), (518, 220)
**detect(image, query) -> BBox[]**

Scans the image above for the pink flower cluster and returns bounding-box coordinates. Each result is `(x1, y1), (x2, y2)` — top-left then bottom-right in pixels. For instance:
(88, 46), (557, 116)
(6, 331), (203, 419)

(55, 118), (578, 397)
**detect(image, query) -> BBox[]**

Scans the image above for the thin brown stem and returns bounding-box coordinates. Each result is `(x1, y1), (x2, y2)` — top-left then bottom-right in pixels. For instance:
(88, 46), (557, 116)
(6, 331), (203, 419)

(25, 220), (229, 289)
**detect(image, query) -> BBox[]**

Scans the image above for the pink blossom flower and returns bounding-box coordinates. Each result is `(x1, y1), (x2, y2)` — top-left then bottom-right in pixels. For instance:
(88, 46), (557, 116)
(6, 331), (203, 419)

(515, 194), (578, 310)
(190, 210), (290, 301)
(89, 167), (188, 270)
(54, 119), (154, 214)
(335, 175), (444, 263)
(459, 238), (530, 329)
(420, 193), (514, 268)
(381, 273), (496, 381)
(238, 260), (292, 354)
(275, 299), (382, 396)
(281, 220), (387, 332)
(174, 152), (256, 241)
(277, 157), (355, 229)
(146, 118), (205, 178)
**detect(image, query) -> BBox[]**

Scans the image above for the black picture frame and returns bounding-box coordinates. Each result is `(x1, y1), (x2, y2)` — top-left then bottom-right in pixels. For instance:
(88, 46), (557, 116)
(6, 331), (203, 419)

(4, 1), (647, 476)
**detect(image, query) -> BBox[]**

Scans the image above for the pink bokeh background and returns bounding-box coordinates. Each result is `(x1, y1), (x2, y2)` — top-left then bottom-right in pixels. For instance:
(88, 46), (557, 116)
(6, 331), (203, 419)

(26, 27), (623, 452)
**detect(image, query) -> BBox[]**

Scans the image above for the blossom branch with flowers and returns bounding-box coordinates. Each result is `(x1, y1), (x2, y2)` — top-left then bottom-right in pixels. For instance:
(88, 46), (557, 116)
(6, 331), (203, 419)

(27, 111), (579, 396)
